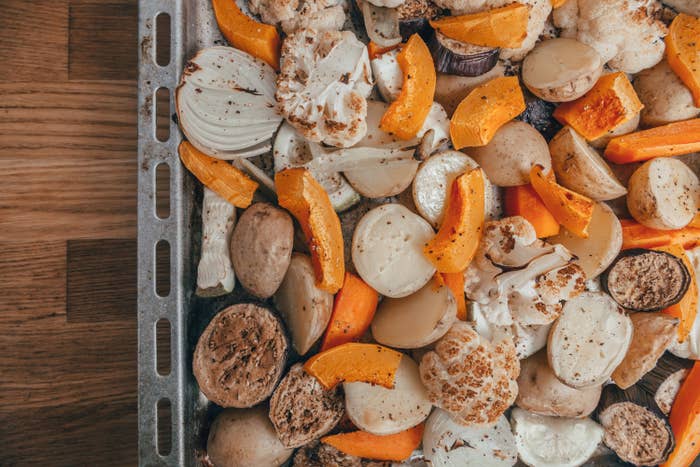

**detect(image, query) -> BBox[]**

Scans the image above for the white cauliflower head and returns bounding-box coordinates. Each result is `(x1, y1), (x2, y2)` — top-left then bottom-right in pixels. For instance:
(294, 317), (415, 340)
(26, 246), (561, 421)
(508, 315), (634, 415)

(553, 0), (667, 74)
(276, 29), (373, 148)
(431, 0), (552, 61)
(249, 0), (347, 34)
(419, 322), (519, 426)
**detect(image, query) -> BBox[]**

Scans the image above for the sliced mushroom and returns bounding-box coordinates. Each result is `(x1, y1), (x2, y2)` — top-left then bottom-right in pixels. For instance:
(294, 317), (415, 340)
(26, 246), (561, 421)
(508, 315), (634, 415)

(193, 303), (288, 408)
(428, 31), (499, 77)
(196, 188), (236, 297)
(269, 364), (344, 448)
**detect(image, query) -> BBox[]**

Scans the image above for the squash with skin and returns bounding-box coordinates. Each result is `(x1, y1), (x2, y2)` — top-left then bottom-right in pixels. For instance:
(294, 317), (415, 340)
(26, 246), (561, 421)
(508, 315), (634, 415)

(441, 272), (467, 321)
(662, 362), (700, 467)
(553, 72), (644, 141)
(379, 34), (436, 140)
(450, 76), (526, 149)
(656, 244), (698, 344)
(604, 119), (700, 164)
(621, 218), (700, 250)
(368, 41), (400, 60)
(505, 184), (560, 238)
(303, 343), (403, 390)
(275, 168), (344, 294)
(211, 0), (281, 70)
(666, 13), (700, 107)
(424, 169), (485, 273)
(530, 165), (594, 239)
(429, 4), (529, 48)
(321, 424), (424, 462)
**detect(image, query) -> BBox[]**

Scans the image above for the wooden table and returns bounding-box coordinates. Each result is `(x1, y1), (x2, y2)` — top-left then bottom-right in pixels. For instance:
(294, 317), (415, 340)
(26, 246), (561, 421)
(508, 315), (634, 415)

(1, 1), (140, 465)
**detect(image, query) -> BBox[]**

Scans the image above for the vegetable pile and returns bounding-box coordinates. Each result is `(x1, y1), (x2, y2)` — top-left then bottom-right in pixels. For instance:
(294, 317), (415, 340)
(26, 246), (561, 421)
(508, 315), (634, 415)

(179, 1), (700, 466)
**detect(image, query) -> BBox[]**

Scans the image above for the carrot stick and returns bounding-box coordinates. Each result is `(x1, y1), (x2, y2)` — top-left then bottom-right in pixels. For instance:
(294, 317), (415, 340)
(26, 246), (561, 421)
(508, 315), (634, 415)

(662, 362), (700, 467)
(367, 41), (399, 60)
(621, 219), (700, 251)
(505, 184), (560, 238)
(604, 119), (700, 164)
(321, 424), (425, 461)
(441, 272), (467, 321)
(320, 273), (379, 351)
(655, 244), (699, 343)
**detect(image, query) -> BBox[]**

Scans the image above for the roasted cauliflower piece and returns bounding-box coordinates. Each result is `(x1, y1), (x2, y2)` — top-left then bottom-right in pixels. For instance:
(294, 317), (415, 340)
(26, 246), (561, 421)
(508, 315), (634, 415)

(249, 0), (347, 34)
(276, 29), (373, 148)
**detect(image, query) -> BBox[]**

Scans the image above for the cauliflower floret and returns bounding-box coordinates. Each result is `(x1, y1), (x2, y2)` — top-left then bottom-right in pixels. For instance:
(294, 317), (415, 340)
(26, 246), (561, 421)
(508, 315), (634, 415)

(553, 0), (667, 74)
(419, 322), (519, 426)
(249, 0), (347, 34)
(276, 29), (373, 148)
(431, 0), (552, 61)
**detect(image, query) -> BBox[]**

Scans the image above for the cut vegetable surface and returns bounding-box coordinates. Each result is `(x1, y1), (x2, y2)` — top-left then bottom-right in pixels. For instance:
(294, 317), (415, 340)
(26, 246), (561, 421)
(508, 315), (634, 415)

(450, 76), (526, 149)
(196, 188), (236, 297)
(505, 184), (559, 238)
(605, 119), (700, 164)
(664, 361), (700, 467)
(657, 244), (699, 344)
(276, 168), (345, 293)
(666, 13), (700, 107)
(304, 343), (403, 390)
(428, 31), (499, 77)
(321, 423), (424, 461)
(179, 141), (258, 208)
(442, 272), (466, 321)
(621, 218), (700, 251)
(638, 353), (694, 416)
(634, 60), (700, 128)
(429, 3), (529, 48)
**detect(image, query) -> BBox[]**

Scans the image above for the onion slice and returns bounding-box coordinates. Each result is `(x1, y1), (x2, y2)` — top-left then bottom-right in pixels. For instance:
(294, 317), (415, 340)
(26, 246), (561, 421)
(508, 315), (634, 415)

(359, 0), (402, 47)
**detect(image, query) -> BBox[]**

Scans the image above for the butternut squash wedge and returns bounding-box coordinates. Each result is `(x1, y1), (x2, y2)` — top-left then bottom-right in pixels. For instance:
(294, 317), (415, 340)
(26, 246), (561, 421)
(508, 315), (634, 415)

(450, 76), (526, 149)
(666, 13), (700, 107)
(604, 119), (700, 164)
(275, 168), (345, 293)
(379, 34), (436, 140)
(424, 169), (485, 273)
(212, 0), (281, 70)
(505, 184), (560, 238)
(621, 218), (700, 251)
(530, 165), (595, 238)
(655, 244), (698, 343)
(429, 3), (529, 48)
(178, 141), (258, 208)
(368, 41), (400, 60)
(553, 72), (644, 141)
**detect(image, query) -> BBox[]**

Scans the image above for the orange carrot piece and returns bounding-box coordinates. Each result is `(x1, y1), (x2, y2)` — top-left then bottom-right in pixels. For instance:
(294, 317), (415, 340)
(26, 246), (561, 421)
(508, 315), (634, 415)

(666, 13), (700, 107)
(322, 424), (425, 461)
(621, 219), (700, 250)
(275, 168), (345, 293)
(304, 343), (403, 390)
(379, 34), (436, 140)
(178, 141), (258, 208)
(320, 273), (379, 351)
(530, 165), (594, 238)
(551, 0), (569, 7)
(662, 362), (700, 467)
(212, 0), (281, 70)
(604, 119), (700, 164)
(424, 169), (485, 273)
(368, 41), (400, 60)
(442, 272), (467, 320)
(656, 244), (698, 343)
(429, 3), (528, 48)
(553, 72), (644, 141)
(505, 184), (560, 238)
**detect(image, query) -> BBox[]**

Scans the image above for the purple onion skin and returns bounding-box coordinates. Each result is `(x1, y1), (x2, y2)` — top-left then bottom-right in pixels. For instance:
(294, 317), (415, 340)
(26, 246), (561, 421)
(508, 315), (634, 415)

(399, 18), (432, 42)
(427, 32), (499, 77)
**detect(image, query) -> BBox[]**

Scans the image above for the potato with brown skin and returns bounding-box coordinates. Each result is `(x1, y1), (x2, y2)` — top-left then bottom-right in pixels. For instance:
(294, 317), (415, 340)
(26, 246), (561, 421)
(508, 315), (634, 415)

(207, 406), (293, 467)
(517, 350), (602, 418)
(634, 60), (700, 128)
(230, 202), (294, 299)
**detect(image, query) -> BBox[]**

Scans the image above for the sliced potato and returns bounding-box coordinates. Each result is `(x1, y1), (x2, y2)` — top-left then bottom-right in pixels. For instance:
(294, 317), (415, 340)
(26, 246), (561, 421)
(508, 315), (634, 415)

(412, 150), (497, 228)
(627, 157), (700, 230)
(273, 253), (333, 355)
(548, 292), (633, 388)
(589, 113), (640, 149)
(470, 121), (552, 187)
(548, 202), (622, 278)
(352, 203), (436, 298)
(522, 38), (603, 102)
(343, 356), (432, 435)
(371, 281), (457, 349)
(634, 60), (700, 128)
(511, 407), (604, 467)
(549, 126), (627, 201)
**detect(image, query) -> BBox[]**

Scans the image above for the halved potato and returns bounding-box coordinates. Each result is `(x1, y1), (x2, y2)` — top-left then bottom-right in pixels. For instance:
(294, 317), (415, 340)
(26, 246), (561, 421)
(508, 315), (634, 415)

(352, 203), (436, 298)
(343, 356), (432, 435)
(371, 281), (457, 349)
(548, 202), (622, 278)
(548, 292), (633, 388)
(589, 113), (640, 149)
(549, 126), (627, 201)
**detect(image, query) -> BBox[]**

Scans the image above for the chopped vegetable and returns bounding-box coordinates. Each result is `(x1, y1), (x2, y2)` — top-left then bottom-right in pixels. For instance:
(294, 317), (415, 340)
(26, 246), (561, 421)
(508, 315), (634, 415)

(211, 0), (281, 69)
(428, 31), (499, 77)
(553, 72), (644, 141)
(450, 76), (526, 149)
(321, 424), (424, 462)
(621, 219), (700, 250)
(380, 34), (436, 140)
(429, 3), (529, 48)
(530, 165), (595, 238)
(666, 13), (700, 107)
(638, 353), (694, 415)
(275, 168), (345, 294)
(551, 0), (568, 7)
(441, 272), (466, 320)
(605, 119), (700, 164)
(504, 184), (560, 238)
(663, 361), (700, 467)
(424, 169), (485, 273)
(657, 244), (699, 343)
(367, 41), (399, 59)
(320, 273), (379, 351)
(303, 343), (403, 390)
(196, 188), (236, 297)
(178, 141), (258, 208)
(360, 0), (402, 47)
